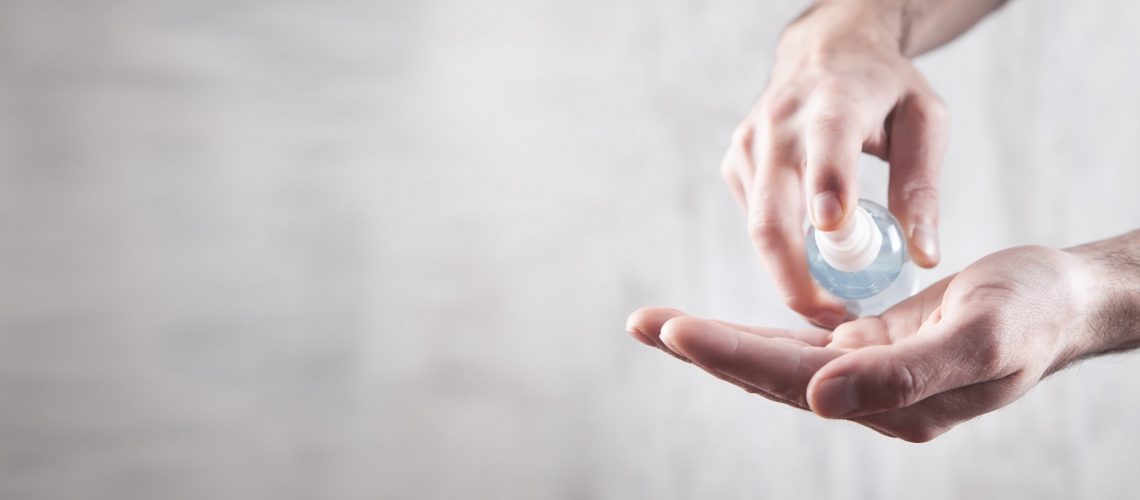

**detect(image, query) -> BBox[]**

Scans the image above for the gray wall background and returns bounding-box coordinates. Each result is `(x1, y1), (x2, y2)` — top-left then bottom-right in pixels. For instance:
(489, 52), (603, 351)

(2, 0), (1139, 499)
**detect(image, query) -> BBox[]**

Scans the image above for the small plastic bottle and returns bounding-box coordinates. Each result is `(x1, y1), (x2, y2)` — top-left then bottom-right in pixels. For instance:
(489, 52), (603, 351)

(805, 199), (917, 316)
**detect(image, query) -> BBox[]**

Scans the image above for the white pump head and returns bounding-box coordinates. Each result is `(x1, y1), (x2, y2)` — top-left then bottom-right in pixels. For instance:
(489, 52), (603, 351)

(816, 206), (881, 272)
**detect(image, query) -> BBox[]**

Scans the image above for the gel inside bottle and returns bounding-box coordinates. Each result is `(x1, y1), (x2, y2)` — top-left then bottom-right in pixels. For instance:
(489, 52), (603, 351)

(805, 199), (917, 316)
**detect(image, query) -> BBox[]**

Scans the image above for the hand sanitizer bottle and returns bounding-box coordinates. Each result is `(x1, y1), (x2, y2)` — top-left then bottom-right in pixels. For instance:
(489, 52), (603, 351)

(805, 199), (917, 316)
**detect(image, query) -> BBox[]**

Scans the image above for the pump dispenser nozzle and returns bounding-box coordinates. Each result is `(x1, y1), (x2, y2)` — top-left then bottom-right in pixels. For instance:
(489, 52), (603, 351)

(815, 206), (882, 272)
(805, 199), (916, 312)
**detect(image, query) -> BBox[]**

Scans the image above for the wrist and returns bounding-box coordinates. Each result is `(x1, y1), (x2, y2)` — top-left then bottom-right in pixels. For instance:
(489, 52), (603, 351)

(1064, 231), (1140, 359)
(777, 0), (909, 63)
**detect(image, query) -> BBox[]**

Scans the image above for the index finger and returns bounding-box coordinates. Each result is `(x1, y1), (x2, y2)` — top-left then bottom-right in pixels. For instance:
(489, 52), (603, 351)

(660, 316), (844, 408)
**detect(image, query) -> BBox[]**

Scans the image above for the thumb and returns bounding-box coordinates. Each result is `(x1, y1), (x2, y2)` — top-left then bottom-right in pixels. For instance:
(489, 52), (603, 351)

(806, 312), (1007, 418)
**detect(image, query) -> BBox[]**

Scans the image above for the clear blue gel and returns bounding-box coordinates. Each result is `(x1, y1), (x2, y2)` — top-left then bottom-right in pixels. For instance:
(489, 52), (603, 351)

(805, 199), (917, 316)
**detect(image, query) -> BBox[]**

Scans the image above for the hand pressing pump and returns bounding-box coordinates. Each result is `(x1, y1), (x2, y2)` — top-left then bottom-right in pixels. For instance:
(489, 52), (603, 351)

(806, 200), (917, 316)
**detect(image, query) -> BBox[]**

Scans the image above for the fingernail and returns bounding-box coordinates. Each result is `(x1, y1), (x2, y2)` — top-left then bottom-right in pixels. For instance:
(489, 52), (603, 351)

(658, 326), (678, 351)
(811, 191), (842, 228)
(813, 312), (843, 329)
(812, 376), (859, 417)
(911, 223), (939, 264)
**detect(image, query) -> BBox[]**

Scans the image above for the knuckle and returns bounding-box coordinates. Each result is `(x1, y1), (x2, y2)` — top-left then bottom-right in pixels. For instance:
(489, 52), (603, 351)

(915, 94), (950, 125)
(882, 360), (925, 408)
(893, 182), (939, 209)
(808, 110), (852, 137)
(974, 337), (1009, 377)
(757, 137), (798, 171)
(730, 122), (755, 150)
(757, 93), (801, 129)
(746, 210), (786, 247)
(809, 164), (851, 196)
(950, 314), (1008, 367)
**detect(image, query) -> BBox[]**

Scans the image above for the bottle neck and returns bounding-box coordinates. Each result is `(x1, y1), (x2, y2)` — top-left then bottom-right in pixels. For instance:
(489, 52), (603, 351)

(816, 206), (882, 272)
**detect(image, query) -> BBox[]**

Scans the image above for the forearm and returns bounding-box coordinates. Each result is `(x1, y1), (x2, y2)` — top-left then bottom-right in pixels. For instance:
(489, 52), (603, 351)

(781, 0), (1008, 59)
(1068, 229), (1140, 356)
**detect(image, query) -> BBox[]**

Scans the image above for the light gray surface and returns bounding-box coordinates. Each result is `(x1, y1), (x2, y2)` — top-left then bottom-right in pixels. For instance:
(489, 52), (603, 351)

(1, 0), (1139, 499)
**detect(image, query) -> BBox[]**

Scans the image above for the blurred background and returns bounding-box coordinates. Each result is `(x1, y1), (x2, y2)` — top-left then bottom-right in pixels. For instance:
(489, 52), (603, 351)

(2, 0), (1140, 498)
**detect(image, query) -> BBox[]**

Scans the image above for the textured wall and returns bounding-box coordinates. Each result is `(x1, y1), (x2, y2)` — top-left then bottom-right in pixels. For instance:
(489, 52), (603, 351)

(2, 0), (1139, 499)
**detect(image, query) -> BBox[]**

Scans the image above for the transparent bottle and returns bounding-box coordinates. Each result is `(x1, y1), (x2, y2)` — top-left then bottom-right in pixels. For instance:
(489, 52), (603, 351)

(805, 199), (917, 316)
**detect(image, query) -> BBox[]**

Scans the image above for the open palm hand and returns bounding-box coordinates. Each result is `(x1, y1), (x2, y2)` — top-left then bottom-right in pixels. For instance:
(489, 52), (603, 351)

(627, 245), (1099, 442)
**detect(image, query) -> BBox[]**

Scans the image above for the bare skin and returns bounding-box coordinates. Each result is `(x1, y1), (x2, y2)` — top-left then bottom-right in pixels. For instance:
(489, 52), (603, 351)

(626, 231), (1140, 442)
(628, 0), (1139, 443)
(726, 0), (1008, 327)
